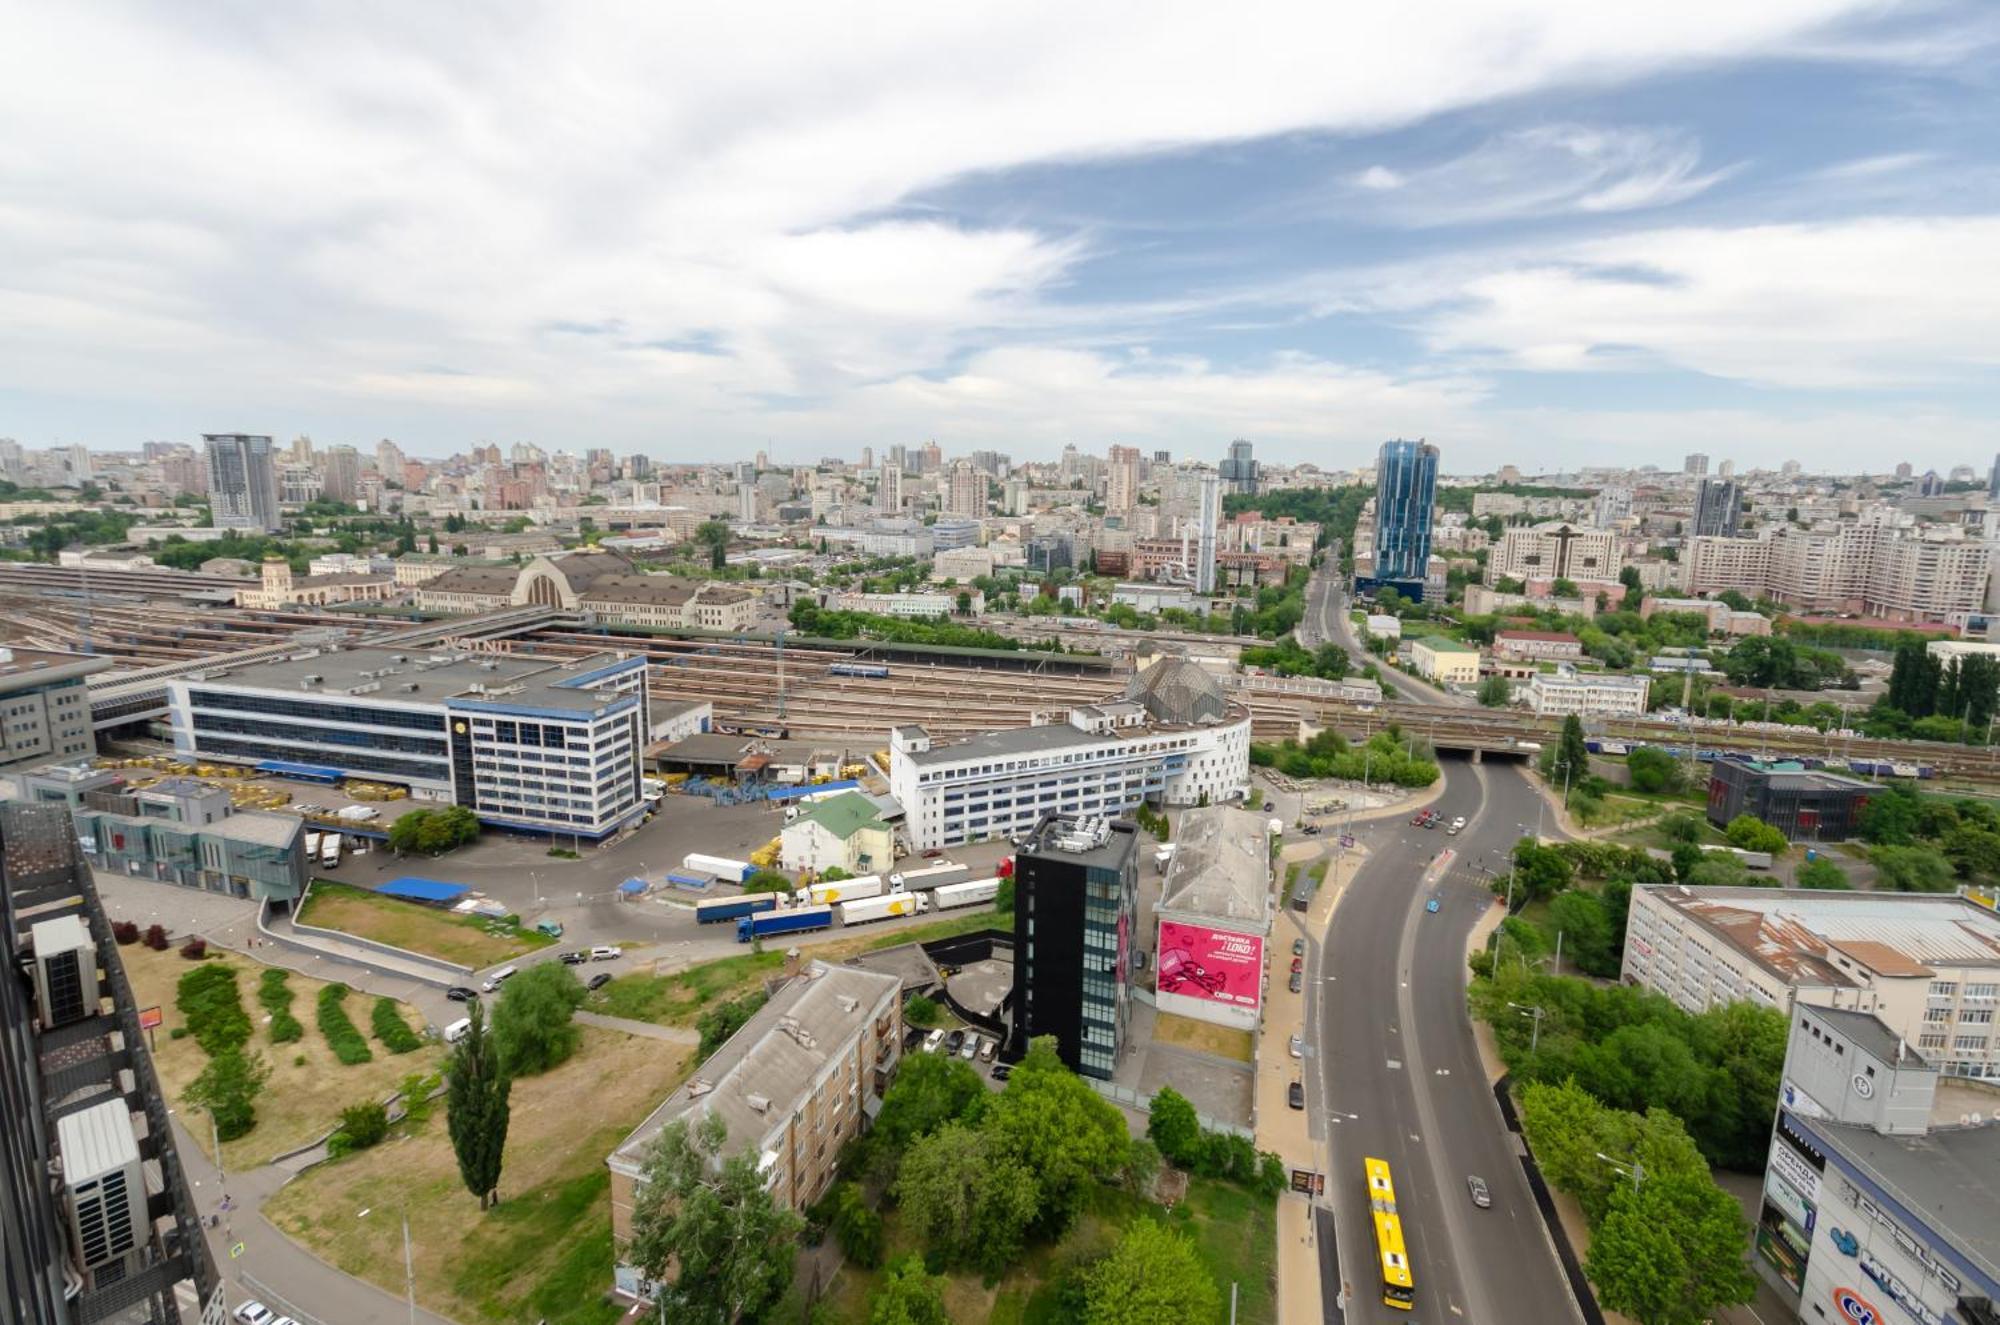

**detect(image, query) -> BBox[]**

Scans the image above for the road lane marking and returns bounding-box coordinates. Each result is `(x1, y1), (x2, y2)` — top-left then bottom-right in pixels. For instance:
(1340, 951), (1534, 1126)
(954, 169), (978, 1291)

(1386, 1058), (1401, 1069)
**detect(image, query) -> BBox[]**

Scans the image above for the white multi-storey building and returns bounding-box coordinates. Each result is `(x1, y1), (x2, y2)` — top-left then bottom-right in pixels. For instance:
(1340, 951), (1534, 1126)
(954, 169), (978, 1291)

(889, 658), (1251, 850)
(1684, 519), (1992, 623)
(1623, 885), (2000, 1080)
(1525, 666), (1651, 717)
(167, 646), (648, 838)
(829, 590), (981, 619)
(1487, 522), (1622, 585)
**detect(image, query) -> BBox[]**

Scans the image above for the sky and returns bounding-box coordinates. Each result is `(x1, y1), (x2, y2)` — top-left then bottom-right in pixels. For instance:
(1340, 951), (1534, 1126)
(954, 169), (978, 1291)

(3, 1), (1998, 473)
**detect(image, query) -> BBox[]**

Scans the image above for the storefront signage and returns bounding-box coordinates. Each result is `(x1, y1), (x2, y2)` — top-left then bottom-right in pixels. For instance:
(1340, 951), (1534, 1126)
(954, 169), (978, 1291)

(1838, 1177), (1962, 1297)
(1832, 1287), (1880, 1325)
(1783, 1077), (1829, 1120)
(1769, 1137), (1823, 1204)
(1764, 1170), (1816, 1234)
(1860, 1250), (1944, 1325)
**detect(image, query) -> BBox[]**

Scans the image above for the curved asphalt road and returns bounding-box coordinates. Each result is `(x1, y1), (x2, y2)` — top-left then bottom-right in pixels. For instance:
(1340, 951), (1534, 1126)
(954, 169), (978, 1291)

(1307, 756), (1579, 1325)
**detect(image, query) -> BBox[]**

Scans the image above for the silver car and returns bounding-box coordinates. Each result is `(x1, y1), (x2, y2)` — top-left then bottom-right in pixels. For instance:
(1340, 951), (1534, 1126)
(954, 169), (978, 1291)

(959, 1034), (980, 1060)
(1467, 1174), (1492, 1208)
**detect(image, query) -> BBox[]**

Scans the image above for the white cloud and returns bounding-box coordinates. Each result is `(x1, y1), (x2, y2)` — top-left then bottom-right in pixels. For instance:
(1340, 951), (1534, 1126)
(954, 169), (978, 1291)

(1406, 215), (2000, 388)
(0, 0), (1957, 457)
(1335, 125), (1736, 226)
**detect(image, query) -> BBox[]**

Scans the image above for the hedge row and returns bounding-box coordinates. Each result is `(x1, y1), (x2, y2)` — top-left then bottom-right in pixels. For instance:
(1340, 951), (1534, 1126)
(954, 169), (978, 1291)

(176, 964), (250, 1055)
(257, 969), (303, 1044)
(315, 983), (373, 1065)
(370, 996), (423, 1054)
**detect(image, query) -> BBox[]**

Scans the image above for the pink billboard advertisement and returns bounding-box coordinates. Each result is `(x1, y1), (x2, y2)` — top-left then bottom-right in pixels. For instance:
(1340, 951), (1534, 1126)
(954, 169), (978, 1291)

(1156, 921), (1264, 1010)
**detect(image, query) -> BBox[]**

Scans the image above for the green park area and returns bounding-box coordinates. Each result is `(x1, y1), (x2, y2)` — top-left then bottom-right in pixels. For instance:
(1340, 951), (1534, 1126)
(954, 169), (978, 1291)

(296, 881), (555, 968)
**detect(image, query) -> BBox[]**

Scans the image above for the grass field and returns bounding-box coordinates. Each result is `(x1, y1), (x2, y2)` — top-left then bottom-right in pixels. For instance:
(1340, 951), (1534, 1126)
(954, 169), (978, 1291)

(1152, 1011), (1255, 1063)
(590, 909), (1011, 1028)
(297, 881), (553, 968)
(788, 1176), (1275, 1324)
(122, 945), (443, 1169)
(266, 1026), (692, 1325)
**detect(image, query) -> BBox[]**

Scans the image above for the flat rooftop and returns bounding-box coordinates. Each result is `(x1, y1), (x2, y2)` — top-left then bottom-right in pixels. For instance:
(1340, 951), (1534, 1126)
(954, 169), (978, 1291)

(1717, 758), (1876, 792)
(901, 722), (1120, 767)
(1640, 885), (2000, 985)
(1022, 813), (1137, 873)
(183, 645), (637, 715)
(609, 961), (900, 1170)
(1159, 806), (1272, 928)
(0, 647), (113, 688)
(1813, 1115), (2000, 1285)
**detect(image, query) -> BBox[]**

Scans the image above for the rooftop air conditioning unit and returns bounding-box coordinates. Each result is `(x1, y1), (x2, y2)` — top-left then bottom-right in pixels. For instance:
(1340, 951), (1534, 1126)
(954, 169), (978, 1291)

(59, 1100), (144, 1278)
(30, 916), (94, 1029)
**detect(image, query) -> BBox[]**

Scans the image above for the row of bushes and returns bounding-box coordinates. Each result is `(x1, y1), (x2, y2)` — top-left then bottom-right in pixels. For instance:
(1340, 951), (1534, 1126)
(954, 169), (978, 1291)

(316, 983), (374, 1065)
(371, 996), (423, 1054)
(1146, 1087), (1286, 1195)
(177, 964), (250, 1055)
(258, 969), (303, 1044)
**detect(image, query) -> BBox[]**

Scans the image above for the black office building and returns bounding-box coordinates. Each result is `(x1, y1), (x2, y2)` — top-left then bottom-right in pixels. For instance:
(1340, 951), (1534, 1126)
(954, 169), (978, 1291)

(2, 803), (216, 1325)
(1704, 757), (1876, 842)
(1008, 815), (1139, 1079)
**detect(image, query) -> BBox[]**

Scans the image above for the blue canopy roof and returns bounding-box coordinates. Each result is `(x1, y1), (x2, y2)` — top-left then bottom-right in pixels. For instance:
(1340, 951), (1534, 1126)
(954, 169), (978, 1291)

(256, 760), (344, 782)
(377, 877), (469, 902)
(765, 779), (860, 801)
(619, 878), (648, 895)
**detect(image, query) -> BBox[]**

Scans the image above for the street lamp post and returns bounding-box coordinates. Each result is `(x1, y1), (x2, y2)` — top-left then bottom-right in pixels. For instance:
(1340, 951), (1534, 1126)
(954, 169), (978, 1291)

(1508, 1001), (1545, 1057)
(1595, 1152), (1646, 1191)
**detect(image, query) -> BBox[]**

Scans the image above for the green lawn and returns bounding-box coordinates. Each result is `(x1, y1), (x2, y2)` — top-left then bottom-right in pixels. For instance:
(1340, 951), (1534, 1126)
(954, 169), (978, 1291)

(788, 1177), (1275, 1324)
(589, 911), (1012, 1027)
(296, 881), (554, 967)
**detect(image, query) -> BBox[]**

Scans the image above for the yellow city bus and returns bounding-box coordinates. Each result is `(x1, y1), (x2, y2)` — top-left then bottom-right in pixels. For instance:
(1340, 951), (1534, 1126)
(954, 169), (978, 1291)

(1365, 1156), (1416, 1311)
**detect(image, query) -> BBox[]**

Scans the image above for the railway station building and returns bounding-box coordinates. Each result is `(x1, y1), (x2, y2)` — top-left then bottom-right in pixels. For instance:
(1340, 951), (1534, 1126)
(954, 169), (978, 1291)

(888, 655), (1252, 851)
(165, 645), (649, 838)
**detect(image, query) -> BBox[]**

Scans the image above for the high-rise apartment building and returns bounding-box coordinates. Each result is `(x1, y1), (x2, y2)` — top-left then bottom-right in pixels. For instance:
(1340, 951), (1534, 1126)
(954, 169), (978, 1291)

(375, 437), (405, 479)
(1692, 477), (1742, 539)
(322, 444), (361, 503)
(203, 432), (281, 531)
(1684, 452), (1710, 476)
(0, 803), (220, 1325)
(1106, 445), (1141, 513)
(1195, 470), (1221, 595)
(1684, 521), (1991, 623)
(944, 463), (985, 519)
(877, 462), (903, 513)
(1594, 485), (1633, 528)
(1008, 814), (1139, 1078)
(1487, 522), (1621, 585)
(1361, 438), (1439, 601)
(1218, 438), (1259, 496)
(1989, 454), (2000, 502)
(919, 441), (942, 474)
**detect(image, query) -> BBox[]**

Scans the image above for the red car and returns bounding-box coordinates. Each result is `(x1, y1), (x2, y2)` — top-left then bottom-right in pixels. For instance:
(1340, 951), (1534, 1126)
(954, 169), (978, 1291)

(1290, 956), (1304, 974)
(921, 848), (943, 858)
(1410, 813), (1428, 826)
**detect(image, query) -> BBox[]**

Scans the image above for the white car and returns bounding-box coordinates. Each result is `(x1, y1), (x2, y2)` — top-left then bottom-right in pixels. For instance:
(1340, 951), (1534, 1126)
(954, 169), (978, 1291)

(1448, 816), (1466, 835)
(1288, 1033), (1303, 1059)
(922, 1028), (945, 1053)
(234, 1304), (273, 1325)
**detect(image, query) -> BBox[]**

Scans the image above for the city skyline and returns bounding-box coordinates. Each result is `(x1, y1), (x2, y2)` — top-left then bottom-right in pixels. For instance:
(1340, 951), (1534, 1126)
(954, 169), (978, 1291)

(5, 4), (1999, 467)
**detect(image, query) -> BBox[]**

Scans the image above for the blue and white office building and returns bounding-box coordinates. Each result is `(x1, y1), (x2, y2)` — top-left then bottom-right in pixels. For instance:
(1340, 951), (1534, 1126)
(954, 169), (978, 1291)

(1359, 437), (1439, 601)
(167, 645), (649, 837)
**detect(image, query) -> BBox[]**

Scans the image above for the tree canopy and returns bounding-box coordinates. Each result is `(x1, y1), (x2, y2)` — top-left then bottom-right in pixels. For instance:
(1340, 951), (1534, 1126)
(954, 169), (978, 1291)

(490, 963), (585, 1075)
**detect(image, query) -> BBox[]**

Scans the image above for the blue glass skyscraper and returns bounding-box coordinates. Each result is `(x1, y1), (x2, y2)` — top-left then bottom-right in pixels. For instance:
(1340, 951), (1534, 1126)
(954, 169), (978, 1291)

(1361, 438), (1438, 601)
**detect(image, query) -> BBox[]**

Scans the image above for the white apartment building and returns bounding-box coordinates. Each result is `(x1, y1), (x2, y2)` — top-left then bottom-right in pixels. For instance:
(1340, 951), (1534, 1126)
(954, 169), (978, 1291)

(1106, 445), (1141, 513)
(1684, 520), (1992, 623)
(1407, 638), (1481, 685)
(1526, 666), (1651, 717)
(830, 589), (982, 619)
(1492, 630), (1584, 662)
(931, 546), (996, 581)
(889, 657), (1251, 850)
(1622, 886), (2000, 1080)
(1487, 522), (1622, 584)
(944, 463), (986, 519)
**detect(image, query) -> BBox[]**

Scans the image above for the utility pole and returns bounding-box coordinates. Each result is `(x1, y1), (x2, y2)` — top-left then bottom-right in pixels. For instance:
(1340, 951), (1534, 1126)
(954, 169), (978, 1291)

(402, 1210), (417, 1325)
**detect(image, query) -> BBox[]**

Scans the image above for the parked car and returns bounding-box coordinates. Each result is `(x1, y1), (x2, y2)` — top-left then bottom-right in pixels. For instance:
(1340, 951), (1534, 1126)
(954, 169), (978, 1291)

(922, 848), (944, 858)
(1410, 812), (1429, 826)
(558, 950), (588, 965)
(1289, 971), (1303, 994)
(1448, 816), (1466, 835)
(586, 972), (613, 991)
(979, 1036), (998, 1061)
(1288, 1081), (1305, 1109)
(1288, 1033), (1302, 1059)
(590, 945), (622, 961)
(1262, 801), (1274, 812)
(234, 1303), (273, 1325)
(445, 986), (477, 1002)
(991, 1062), (1012, 1081)
(922, 1028), (945, 1053)
(1426, 898), (1441, 914)
(945, 1029), (966, 1054)
(904, 1027), (925, 1051)
(481, 966), (517, 993)
(1292, 937), (1305, 957)
(1301, 824), (1321, 836)
(1467, 1175), (1492, 1208)
(959, 1034), (980, 1059)
(1290, 956), (1303, 974)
